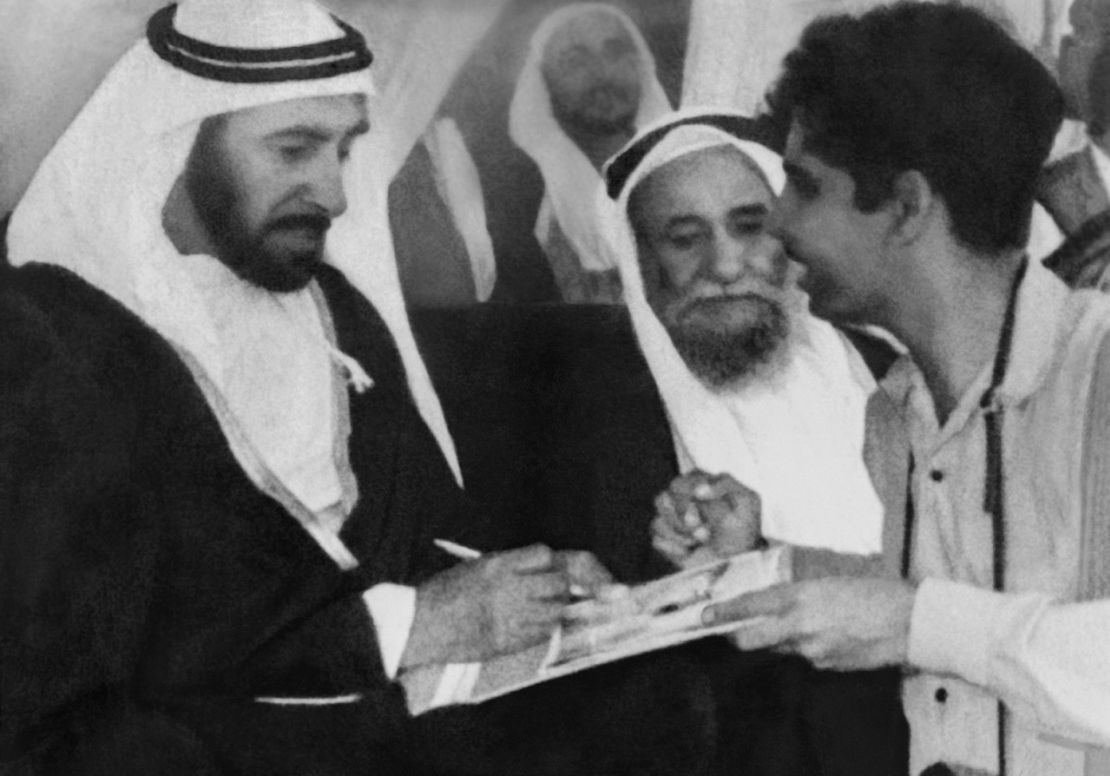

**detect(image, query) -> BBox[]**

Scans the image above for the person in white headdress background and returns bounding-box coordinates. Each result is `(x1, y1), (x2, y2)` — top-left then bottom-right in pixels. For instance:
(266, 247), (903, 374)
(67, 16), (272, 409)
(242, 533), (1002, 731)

(598, 108), (885, 566)
(0, 0), (719, 772)
(508, 3), (672, 304)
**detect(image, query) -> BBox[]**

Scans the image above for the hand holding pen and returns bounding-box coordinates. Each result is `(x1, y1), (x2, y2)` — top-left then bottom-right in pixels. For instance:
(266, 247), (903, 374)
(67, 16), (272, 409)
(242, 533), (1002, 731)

(407, 542), (623, 665)
(434, 539), (627, 602)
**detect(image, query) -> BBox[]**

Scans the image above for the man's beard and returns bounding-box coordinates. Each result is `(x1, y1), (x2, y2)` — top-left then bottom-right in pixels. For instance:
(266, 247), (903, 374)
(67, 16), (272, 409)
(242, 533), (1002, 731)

(662, 294), (790, 390)
(185, 131), (329, 293)
(551, 83), (640, 136)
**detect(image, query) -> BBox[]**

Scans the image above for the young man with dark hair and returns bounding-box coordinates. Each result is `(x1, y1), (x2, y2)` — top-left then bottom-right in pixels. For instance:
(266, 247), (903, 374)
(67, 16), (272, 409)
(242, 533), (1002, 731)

(666, 3), (1110, 775)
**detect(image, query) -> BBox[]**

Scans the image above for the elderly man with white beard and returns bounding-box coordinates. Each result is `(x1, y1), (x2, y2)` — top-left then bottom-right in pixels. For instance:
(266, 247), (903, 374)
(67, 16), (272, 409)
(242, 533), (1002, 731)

(599, 109), (887, 565)
(563, 107), (909, 776)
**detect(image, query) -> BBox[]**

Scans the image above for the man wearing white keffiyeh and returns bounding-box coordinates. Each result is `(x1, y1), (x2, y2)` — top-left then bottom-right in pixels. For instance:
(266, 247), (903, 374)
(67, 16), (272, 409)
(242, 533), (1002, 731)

(0, 1), (723, 772)
(584, 107), (910, 776)
(600, 108), (885, 562)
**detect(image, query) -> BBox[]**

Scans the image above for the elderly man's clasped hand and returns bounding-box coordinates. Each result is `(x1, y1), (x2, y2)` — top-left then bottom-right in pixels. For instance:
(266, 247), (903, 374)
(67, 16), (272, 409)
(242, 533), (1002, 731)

(653, 470), (917, 672)
(651, 470), (764, 568)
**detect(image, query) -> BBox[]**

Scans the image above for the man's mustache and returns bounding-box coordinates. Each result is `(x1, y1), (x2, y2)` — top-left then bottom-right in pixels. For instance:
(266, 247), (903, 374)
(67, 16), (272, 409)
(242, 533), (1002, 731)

(585, 83), (634, 104)
(683, 291), (779, 311)
(268, 212), (332, 234)
(674, 291), (784, 329)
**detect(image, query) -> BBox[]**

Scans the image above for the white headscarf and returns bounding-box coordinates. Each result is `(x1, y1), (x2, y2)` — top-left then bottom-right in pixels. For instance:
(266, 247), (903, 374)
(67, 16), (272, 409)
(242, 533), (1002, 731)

(8, 0), (462, 563)
(424, 117), (498, 302)
(509, 2), (672, 273)
(600, 108), (883, 554)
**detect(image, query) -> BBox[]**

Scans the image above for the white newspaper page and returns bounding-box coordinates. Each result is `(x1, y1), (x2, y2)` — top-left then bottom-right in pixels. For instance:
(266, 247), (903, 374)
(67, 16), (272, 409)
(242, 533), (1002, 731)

(401, 546), (790, 715)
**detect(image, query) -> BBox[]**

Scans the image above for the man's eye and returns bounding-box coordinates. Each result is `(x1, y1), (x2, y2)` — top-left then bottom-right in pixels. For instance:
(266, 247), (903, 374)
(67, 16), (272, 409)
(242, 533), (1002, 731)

(604, 38), (636, 60)
(277, 145), (312, 163)
(788, 177), (820, 202)
(557, 51), (587, 72)
(338, 137), (360, 164)
(664, 231), (705, 250)
(729, 219), (763, 237)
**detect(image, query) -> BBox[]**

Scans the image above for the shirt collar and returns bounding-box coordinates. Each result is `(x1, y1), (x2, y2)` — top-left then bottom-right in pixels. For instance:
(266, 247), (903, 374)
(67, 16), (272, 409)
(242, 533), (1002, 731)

(881, 259), (1071, 431)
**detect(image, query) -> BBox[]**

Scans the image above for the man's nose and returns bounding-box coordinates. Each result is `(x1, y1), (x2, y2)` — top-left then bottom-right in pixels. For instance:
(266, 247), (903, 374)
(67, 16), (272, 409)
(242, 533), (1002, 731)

(602, 56), (630, 80)
(600, 52), (638, 86)
(705, 233), (780, 285)
(705, 234), (746, 284)
(765, 202), (786, 241)
(306, 155), (348, 219)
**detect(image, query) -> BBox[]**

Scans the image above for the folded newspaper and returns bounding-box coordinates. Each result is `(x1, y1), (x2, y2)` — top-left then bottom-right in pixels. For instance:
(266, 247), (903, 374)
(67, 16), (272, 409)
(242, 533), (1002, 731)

(400, 546), (790, 715)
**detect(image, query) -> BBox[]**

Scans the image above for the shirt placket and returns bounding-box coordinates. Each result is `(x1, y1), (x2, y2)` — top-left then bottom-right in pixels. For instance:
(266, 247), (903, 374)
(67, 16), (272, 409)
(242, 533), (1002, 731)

(906, 379), (1003, 774)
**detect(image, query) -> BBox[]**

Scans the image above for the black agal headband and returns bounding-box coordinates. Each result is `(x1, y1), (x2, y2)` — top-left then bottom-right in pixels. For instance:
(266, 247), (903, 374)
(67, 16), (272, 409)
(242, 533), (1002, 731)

(148, 4), (373, 84)
(604, 113), (783, 200)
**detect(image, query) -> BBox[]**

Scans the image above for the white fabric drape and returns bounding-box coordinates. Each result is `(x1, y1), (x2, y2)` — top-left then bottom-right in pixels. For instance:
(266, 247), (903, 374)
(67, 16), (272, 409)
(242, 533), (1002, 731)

(0, 0), (170, 214)
(424, 118), (498, 302)
(681, 0), (873, 114)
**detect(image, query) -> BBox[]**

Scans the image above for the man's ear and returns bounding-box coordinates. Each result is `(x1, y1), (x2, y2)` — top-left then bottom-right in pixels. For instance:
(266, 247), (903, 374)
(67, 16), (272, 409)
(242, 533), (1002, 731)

(162, 174), (193, 255)
(162, 172), (214, 257)
(889, 170), (935, 247)
(636, 237), (664, 296)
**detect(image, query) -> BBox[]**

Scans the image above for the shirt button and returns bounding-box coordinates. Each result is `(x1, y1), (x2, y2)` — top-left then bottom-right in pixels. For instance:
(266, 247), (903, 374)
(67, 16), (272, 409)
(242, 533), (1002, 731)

(935, 687), (948, 703)
(930, 470), (945, 482)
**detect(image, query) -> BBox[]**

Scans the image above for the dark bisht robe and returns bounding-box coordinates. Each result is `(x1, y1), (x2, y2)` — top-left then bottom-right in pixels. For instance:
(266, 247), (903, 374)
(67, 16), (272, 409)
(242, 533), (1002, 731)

(412, 303), (908, 776)
(0, 262), (481, 775)
(521, 311), (908, 776)
(0, 263), (721, 776)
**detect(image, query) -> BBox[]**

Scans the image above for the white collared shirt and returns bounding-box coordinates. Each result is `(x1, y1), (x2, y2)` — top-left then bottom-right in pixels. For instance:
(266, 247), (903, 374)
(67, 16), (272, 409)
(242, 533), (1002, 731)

(882, 261), (1110, 775)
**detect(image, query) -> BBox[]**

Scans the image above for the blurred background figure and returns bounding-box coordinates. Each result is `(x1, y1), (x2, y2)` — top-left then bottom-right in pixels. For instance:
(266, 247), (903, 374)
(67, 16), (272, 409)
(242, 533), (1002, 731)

(1040, 0), (1110, 288)
(509, 3), (672, 304)
(1040, 0), (1110, 233)
(1055, 0), (1110, 132)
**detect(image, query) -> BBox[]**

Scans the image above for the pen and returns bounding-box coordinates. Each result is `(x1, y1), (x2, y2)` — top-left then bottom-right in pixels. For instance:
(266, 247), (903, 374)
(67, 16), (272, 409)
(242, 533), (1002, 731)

(433, 539), (483, 560)
(432, 539), (591, 598)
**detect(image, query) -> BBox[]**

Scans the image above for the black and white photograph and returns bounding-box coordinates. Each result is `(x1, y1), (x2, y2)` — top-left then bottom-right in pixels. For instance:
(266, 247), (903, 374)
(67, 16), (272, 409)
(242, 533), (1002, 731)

(1, 0), (1109, 774)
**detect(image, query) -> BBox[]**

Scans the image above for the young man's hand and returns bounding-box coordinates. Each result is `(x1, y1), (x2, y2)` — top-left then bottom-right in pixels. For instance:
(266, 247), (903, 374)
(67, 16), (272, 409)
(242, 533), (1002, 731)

(702, 577), (917, 671)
